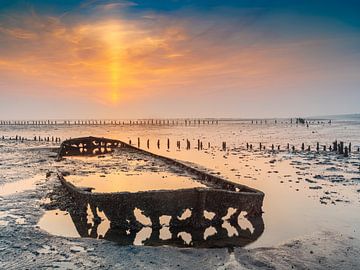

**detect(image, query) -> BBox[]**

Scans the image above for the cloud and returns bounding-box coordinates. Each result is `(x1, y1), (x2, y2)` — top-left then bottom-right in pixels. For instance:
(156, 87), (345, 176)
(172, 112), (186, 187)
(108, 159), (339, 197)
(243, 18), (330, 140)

(100, 1), (138, 11)
(0, 3), (359, 112)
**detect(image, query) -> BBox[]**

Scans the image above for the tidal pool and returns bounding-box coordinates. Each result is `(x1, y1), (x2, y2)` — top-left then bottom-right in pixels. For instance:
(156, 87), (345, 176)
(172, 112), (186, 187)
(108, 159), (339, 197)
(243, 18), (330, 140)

(0, 175), (43, 197)
(38, 204), (260, 248)
(66, 171), (207, 193)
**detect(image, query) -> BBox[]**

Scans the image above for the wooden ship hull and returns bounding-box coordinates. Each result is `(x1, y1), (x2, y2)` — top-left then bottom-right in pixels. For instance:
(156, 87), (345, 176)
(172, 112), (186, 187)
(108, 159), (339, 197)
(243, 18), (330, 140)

(57, 136), (265, 248)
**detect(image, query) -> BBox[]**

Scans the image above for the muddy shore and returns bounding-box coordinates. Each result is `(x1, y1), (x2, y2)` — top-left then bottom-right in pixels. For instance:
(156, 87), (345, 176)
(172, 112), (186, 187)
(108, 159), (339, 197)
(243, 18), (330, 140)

(1, 174), (359, 269)
(0, 139), (359, 269)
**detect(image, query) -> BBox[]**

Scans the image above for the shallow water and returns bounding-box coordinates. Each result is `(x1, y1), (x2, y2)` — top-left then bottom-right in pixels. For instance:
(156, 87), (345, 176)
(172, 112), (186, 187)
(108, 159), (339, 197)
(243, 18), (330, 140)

(39, 203), (260, 248)
(37, 209), (80, 238)
(0, 175), (43, 197)
(67, 172), (206, 193)
(1, 118), (360, 248)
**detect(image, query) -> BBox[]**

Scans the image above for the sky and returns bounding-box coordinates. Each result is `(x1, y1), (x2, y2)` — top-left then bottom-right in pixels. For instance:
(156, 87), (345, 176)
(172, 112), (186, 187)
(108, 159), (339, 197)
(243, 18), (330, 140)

(0, 0), (359, 119)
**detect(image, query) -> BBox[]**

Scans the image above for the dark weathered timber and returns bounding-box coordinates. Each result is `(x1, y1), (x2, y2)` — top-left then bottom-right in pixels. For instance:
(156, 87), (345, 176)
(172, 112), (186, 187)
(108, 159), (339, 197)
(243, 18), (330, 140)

(57, 136), (265, 248)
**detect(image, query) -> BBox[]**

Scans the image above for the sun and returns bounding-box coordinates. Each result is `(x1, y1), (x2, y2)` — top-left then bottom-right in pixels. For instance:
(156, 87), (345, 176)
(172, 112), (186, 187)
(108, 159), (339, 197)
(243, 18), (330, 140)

(101, 22), (127, 103)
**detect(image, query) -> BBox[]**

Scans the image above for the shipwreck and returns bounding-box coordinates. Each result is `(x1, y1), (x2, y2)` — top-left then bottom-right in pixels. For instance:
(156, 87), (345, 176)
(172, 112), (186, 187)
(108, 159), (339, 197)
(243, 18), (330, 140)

(55, 136), (265, 248)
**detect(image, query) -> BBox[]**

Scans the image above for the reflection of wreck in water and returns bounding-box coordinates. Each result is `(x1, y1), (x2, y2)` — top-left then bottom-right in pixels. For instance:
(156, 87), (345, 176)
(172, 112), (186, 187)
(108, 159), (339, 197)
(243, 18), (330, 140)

(57, 136), (265, 248)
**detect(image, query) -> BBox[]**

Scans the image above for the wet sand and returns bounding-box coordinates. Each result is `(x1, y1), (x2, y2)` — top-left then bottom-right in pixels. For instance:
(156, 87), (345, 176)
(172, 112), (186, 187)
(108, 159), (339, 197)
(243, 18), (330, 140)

(1, 119), (360, 268)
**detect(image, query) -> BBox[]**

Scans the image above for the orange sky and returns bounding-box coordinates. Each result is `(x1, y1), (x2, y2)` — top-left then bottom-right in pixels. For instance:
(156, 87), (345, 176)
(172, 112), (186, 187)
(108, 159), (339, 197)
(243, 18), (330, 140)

(0, 16), (297, 103)
(0, 1), (360, 118)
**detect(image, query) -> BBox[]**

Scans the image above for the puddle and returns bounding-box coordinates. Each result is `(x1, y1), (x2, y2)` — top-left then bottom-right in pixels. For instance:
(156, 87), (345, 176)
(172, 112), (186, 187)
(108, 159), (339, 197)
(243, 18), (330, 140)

(159, 227), (172, 240)
(0, 220), (9, 226)
(178, 232), (192, 245)
(66, 171), (207, 193)
(204, 226), (217, 239)
(15, 217), (26, 224)
(38, 210), (80, 238)
(0, 175), (43, 197)
(133, 227), (152, 245)
(38, 204), (264, 248)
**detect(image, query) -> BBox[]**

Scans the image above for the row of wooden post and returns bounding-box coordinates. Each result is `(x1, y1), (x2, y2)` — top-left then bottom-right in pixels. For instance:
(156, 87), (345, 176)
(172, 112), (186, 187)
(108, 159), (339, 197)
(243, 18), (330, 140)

(133, 138), (208, 151)
(0, 135), (358, 157)
(132, 138), (358, 157)
(0, 119), (219, 126)
(245, 140), (355, 157)
(251, 118), (331, 125)
(0, 135), (61, 143)
(0, 118), (333, 126)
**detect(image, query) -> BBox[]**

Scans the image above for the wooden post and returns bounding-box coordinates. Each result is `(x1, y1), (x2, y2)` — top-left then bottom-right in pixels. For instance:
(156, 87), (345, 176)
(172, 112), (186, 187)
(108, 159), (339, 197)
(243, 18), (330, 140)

(147, 139), (150, 149)
(157, 139), (160, 149)
(344, 146), (349, 157)
(339, 141), (344, 154)
(138, 137), (140, 148)
(301, 143), (305, 151)
(222, 142), (226, 151)
(333, 140), (337, 152)
(316, 142), (319, 152)
(167, 138), (170, 149)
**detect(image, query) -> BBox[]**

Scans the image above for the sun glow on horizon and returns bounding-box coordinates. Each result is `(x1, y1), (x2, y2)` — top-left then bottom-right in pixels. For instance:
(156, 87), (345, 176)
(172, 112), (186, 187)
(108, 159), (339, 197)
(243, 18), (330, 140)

(104, 23), (124, 103)
(1, 5), (359, 118)
(0, 15), (322, 106)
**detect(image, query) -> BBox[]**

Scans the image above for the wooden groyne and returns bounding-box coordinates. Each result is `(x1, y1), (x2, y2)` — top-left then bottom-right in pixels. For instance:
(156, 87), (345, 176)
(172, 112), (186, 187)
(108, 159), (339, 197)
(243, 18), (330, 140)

(0, 117), (331, 127)
(0, 135), (61, 143)
(0, 134), (358, 158)
(0, 119), (219, 126)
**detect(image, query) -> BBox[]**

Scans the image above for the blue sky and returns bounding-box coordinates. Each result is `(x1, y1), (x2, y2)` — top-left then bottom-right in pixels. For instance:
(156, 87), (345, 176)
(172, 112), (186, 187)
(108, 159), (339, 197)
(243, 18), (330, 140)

(0, 0), (359, 118)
